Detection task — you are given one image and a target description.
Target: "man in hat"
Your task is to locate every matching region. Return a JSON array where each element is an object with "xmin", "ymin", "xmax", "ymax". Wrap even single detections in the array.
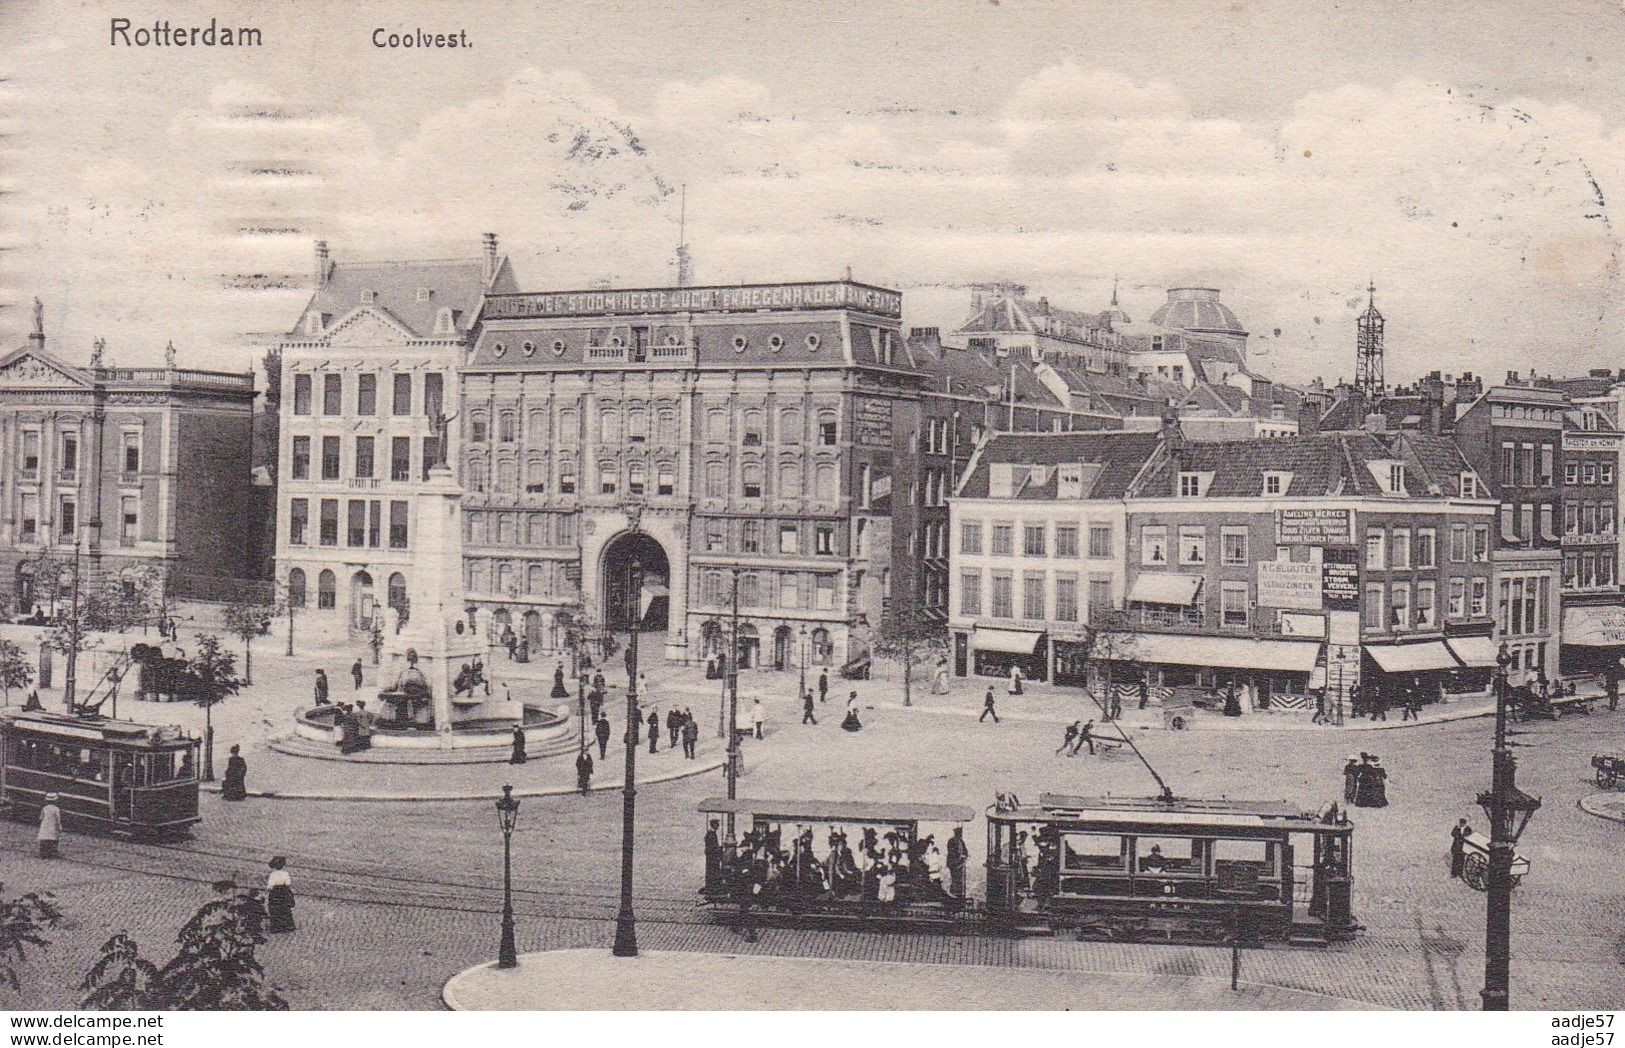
[
  {"xmin": 576, "ymin": 749, "xmax": 593, "ymax": 794},
  {"xmin": 595, "ymin": 715, "xmax": 612, "ymax": 759},
  {"xmin": 1449, "ymin": 818, "xmax": 1471, "ymax": 878},
  {"xmin": 1342, "ymin": 754, "xmax": 1360, "ymax": 804},
  {"xmin": 37, "ymin": 793, "xmax": 61, "ymax": 858}
]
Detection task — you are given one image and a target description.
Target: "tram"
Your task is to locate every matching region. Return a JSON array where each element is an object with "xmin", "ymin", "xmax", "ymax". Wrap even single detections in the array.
[
  {"xmin": 696, "ymin": 792, "xmax": 1358, "ymax": 946},
  {"xmin": 985, "ymin": 793, "xmax": 1357, "ymax": 944},
  {"xmin": 698, "ymin": 797, "xmax": 976, "ymax": 921},
  {"xmin": 0, "ymin": 709, "xmax": 201, "ymax": 837}
]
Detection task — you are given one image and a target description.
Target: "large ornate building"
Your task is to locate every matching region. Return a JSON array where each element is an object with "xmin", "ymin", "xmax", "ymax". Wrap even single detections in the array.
[
  {"xmin": 0, "ymin": 303, "xmax": 259, "ymax": 613},
  {"xmin": 464, "ymin": 279, "xmax": 923, "ymax": 669},
  {"xmin": 273, "ymin": 237, "xmax": 518, "ymax": 638}
]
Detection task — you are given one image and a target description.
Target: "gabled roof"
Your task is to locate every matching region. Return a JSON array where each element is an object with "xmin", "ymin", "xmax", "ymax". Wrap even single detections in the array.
[
  {"xmin": 957, "ymin": 430, "xmax": 1163, "ymax": 500},
  {"xmin": 957, "ymin": 293, "xmax": 1110, "ymax": 346},
  {"xmin": 0, "ymin": 343, "xmax": 93, "ymax": 388},
  {"xmin": 1128, "ymin": 431, "xmax": 1482, "ymax": 500},
  {"xmin": 293, "ymin": 256, "xmax": 508, "ymax": 338}
]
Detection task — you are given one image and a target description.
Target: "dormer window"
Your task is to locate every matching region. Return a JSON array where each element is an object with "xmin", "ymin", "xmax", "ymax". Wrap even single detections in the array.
[
  {"xmin": 1151, "ymin": 336, "xmax": 1164, "ymax": 352},
  {"xmin": 1262, "ymin": 471, "xmax": 1292, "ymax": 496},
  {"xmin": 1177, "ymin": 471, "xmax": 1211, "ymax": 498},
  {"xmin": 1459, "ymin": 472, "xmax": 1477, "ymax": 498},
  {"xmin": 416, "ymin": 287, "xmax": 432, "ymax": 302},
  {"xmin": 435, "ymin": 308, "xmax": 456, "ymax": 334},
  {"xmin": 304, "ymin": 312, "xmax": 323, "ymax": 336},
  {"xmin": 1057, "ymin": 463, "xmax": 1083, "ymax": 498},
  {"xmin": 1389, "ymin": 463, "xmax": 1407, "ymax": 494},
  {"xmin": 360, "ymin": 290, "xmax": 376, "ymax": 303}
]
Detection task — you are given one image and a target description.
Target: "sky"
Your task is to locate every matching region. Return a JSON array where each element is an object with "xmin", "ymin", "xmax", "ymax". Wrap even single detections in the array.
[{"xmin": 5, "ymin": 0, "xmax": 1625, "ymax": 388}]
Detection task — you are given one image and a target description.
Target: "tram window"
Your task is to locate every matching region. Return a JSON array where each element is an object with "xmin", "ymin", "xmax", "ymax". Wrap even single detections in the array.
[
  {"xmin": 1062, "ymin": 834, "xmax": 1126, "ymax": 871},
  {"xmin": 148, "ymin": 753, "xmax": 177, "ymax": 783},
  {"xmin": 1211, "ymin": 838, "xmax": 1273, "ymax": 873},
  {"xmin": 1136, "ymin": 837, "xmax": 1198, "ymax": 873}
]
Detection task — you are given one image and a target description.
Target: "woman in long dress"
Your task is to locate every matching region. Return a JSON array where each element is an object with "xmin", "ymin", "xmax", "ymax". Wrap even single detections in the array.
[
  {"xmin": 221, "ymin": 745, "xmax": 248, "ymax": 801},
  {"xmin": 265, "ymin": 856, "xmax": 295, "ymax": 932}
]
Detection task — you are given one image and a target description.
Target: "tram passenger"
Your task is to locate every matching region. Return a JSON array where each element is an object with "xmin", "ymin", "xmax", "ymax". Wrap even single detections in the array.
[
  {"xmin": 1140, "ymin": 845, "xmax": 1169, "ymax": 872},
  {"xmin": 924, "ymin": 842, "xmax": 947, "ymax": 897}
]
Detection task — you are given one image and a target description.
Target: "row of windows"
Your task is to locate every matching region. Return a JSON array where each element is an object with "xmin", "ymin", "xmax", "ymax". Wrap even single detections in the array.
[
  {"xmin": 1139, "ymin": 525, "xmax": 1249, "ymax": 567},
  {"xmin": 1499, "ymin": 440, "xmax": 1557, "ymax": 488},
  {"xmin": 696, "ymin": 570, "xmax": 842, "ymax": 611},
  {"xmin": 1563, "ymin": 551, "xmax": 1618, "ymax": 589},
  {"xmin": 462, "ymin": 404, "xmax": 842, "ymax": 449},
  {"xmin": 1564, "ymin": 500, "xmax": 1617, "ymax": 537},
  {"xmin": 466, "ymin": 560, "xmax": 576, "ymax": 598},
  {"xmin": 287, "ymin": 498, "xmax": 410, "ymax": 550},
  {"xmin": 962, "ymin": 521, "xmax": 1116, "ymax": 560},
  {"xmin": 700, "ymin": 519, "xmax": 839, "ymax": 557},
  {"xmin": 284, "ymin": 567, "xmax": 408, "ymax": 611},
  {"xmin": 290, "ymin": 435, "xmax": 441, "ymax": 483},
  {"xmin": 10, "ymin": 429, "xmax": 145, "ymax": 479},
  {"xmin": 1564, "ymin": 459, "xmax": 1617, "ymax": 486},
  {"xmin": 1497, "ymin": 575, "xmax": 1552, "ymax": 637},
  {"xmin": 291, "ymin": 371, "xmax": 445, "ymax": 419},
  {"xmin": 1367, "ymin": 523, "xmax": 1491, "ymax": 568},
  {"xmin": 466, "ymin": 511, "xmax": 578, "ymax": 548},
  {"xmin": 959, "ymin": 571, "xmax": 1113, "ymax": 624}
]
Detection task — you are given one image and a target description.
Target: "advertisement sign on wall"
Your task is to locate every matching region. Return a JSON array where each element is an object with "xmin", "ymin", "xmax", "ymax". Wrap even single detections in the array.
[
  {"xmin": 1275, "ymin": 508, "xmax": 1355, "ymax": 545},
  {"xmin": 1257, "ymin": 560, "xmax": 1324, "ymax": 610}
]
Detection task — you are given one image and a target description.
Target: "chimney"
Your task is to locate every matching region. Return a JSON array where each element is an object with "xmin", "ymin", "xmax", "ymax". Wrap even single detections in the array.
[
  {"xmin": 313, "ymin": 240, "xmax": 329, "ymax": 288},
  {"xmin": 482, "ymin": 233, "xmax": 499, "ymax": 284},
  {"xmin": 1165, "ymin": 419, "xmax": 1186, "ymax": 494},
  {"xmin": 1038, "ymin": 296, "xmax": 1050, "ymax": 316}
]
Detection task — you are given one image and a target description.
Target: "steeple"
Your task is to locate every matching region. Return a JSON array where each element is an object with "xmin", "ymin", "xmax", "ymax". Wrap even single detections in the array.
[{"xmin": 1355, "ymin": 279, "xmax": 1386, "ymax": 399}]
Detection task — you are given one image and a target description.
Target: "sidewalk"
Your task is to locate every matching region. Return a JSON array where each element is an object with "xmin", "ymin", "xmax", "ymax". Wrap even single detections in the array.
[{"xmin": 441, "ymin": 948, "xmax": 1377, "ymax": 1011}]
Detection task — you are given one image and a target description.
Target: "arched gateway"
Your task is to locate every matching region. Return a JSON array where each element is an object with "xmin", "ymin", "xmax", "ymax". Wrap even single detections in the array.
[{"xmin": 600, "ymin": 531, "xmax": 670, "ymax": 632}]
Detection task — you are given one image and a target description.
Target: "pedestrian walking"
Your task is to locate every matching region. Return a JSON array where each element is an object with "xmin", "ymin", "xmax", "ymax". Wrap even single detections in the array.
[
  {"xmin": 668, "ymin": 707, "xmax": 681, "ymax": 749},
  {"xmin": 818, "ymin": 669, "xmax": 829, "ymax": 703},
  {"xmin": 751, "ymin": 698, "xmax": 765, "ymax": 739},
  {"xmin": 1372, "ymin": 689, "xmax": 1388, "ymax": 722},
  {"xmin": 593, "ymin": 670, "xmax": 606, "ymax": 696},
  {"xmin": 1072, "ymin": 719, "xmax": 1096, "ymax": 756},
  {"xmin": 1342, "ymin": 754, "xmax": 1360, "ymax": 803},
  {"xmin": 595, "ymin": 715, "xmax": 611, "ymax": 760},
  {"xmin": 1449, "ymin": 818, "xmax": 1470, "ymax": 878},
  {"xmin": 589, "ymin": 685, "xmax": 603, "ymax": 723},
  {"xmin": 704, "ymin": 820, "xmax": 723, "ymax": 892},
  {"xmin": 1402, "ymin": 690, "xmax": 1420, "ymax": 721},
  {"xmin": 551, "ymin": 663, "xmax": 570, "ymax": 699},
  {"xmin": 37, "ymin": 793, "xmax": 61, "ymax": 858},
  {"xmin": 1312, "ymin": 688, "xmax": 1328, "ymax": 724},
  {"xmin": 624, "ymin": 644, "xmax": 636, "ymax": 680},
  {"xmin": 576, "ymin": 749, "xmax": 593, "ymax": 794},
  {"xmin": 647, "ymin": 709, "xmax": 660, "ymax": 754},
  {"xmin": 1007, "ymin": 665, "xmax": 1024, "ymax": 696},
  {"xmin": 1057, "ymin": 721, "xmax": 1079, "ymax": 755},
  {"xmin": 510, "ymin": 725, "xmax": 527, "ymax": 765},
  {"xmin": 979, "ymin": 687, "xmax": 999, "ymax": 723},
  {"xmin": 686, "ymin": 715, "xmax": 700, "ymax": 758},
  {"xmin": 1609, "ymin": 675, "xmax": 1620, "ymax": 712},
  {"xmin": 350, "ymin": 659, "xmax": 364, "ymax": 691},
  {"xmin": 1137, "ymin": 678, "xmax": 1150, "ymax": 710},
  {"xmin": 265, "ymin": 857, "xmax": 295, "ymax": 933},
  {"xmin": 313, "ymin": 669, "xmax": 330, "ymax": 706},
  {"xmin": 221, "ymin": 745, "xmax": 248, "ymax": 800},
  {"xmin": 802, "ymin": 690, "xmax": 818, "ymax": 725}
]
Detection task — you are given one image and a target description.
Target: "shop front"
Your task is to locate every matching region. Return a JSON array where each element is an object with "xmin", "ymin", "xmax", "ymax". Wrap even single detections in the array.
[
  {"xmin": 1443, "ymin": 634, "xmax": 1499, "ymax": 696},
  {"xmin": 970, "ymin": 627, "xmax": 1049, "ymax": 682},
  {"xmin": 1559, "ymin": 604, "xmax": 1625, "ymax": 684},
  {"xmin": 1092, "ymin": 631, "xmax": 1321, "ymax": 712},
  {"xmin": 1362, "ymin": 640, "xmax": 1460, "ymax": 711}
]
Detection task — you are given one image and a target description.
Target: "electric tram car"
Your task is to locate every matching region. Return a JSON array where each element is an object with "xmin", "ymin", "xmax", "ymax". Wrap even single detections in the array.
[
  {"xmin": 0, "ymin": 710, "xmax": 201, "ymax": 837},
  {"xmin": 698, "ymin": 793, "xmax": 1358, "ymax": 945}
]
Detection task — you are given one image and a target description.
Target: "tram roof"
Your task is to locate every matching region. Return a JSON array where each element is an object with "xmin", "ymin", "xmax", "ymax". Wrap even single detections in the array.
[
  {"xmin": 0, "ymin": 710, "xmax": 194, "ymax": 748},
  {"xmin": 987, "ymin": 793, "xmax": 1342, "ymax": 831},
  {"xmin": 698, "ymin": 797, "xmax": 977, "ymax": 824}
]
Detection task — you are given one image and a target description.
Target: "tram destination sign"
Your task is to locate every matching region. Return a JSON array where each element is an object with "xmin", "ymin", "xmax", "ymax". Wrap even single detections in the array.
[
  {"xmin": 484, "ymin": 280, "xmax": 903, "ymax": 320},
  {"xmin": 1275, "ymin": 508, "xmax": 1355, "ymax": 545}
]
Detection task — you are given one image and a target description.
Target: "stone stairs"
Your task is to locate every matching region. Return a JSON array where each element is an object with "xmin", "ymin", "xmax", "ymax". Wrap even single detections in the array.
[{"xmin": 266, "ymin": 720, "xmax": 582, "ymax": 765}]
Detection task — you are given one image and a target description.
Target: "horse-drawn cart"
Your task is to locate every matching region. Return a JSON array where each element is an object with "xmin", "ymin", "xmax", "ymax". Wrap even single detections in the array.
[{"xmin": 1459, "ymin": 830, "xmax": 1529, "ymax": 890}]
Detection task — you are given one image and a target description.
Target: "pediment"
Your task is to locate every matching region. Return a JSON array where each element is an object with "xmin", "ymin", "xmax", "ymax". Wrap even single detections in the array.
[
  {"xmin": 322, "ymin": 307, "xmax": 417, "ymax": 348},
  {"xmin": 0, "ymin": 350, "xmax": 91, "ymax": 389}
]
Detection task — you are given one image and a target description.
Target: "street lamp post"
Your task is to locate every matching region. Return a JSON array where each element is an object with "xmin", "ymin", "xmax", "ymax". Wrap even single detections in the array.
[
  {"xmin": 612, "ymin": 553, "xmax": 643, "ymax": 958},
  {"xmin": 495, "ymin": 784, "xmax": 520, "ymax": 969},
  {"xmin": 577, "ymin": 669, "xmax": 587, "ymax": 755},
  {"xmin": 1478, "ymin": 642, "xmax": 1540, "ymax": 1011},
  {"xmin": 798, "ymin": 623, "xmax": 808, "ymax": 704},
  {"xmin": 725, "ymin": 567, "xmax": 741, "ymax": 844}
]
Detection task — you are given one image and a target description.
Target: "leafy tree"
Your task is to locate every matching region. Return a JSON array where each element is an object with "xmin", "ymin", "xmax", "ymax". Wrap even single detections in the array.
[
  {"xmin": 186, "ymin": 634, "xmax": 243, "ymax": 782},
  {"xmin": 1, "ymin": 883, "xmax": 62, "ymax": 994},
  {"xmin": 871, "ymin": 600, "xmax": 948, "ymax": 708},
  {"xmin": 222, "ymin": 598, "xmax": 277, "ymax": 686},
  {"xmin": 0, "ymin": 640, "xmax": 33, "ymax": 707},
  {"xmin": 1079, "ymin": 622, "xmax": 1142, "ymax": 720},
  {"xmin": 77, "ymin": 934, "xmax": 159, "ymax": 1009},
  {"xmin": 79, "ymin": 884, "xmax": 285, "ymax": 1011}
]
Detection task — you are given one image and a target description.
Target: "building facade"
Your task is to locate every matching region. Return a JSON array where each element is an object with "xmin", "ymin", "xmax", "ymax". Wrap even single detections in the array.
[
  {"xmin": 0, "ymin": 306, "xmax": 258, "ymax": 613},
  {"xmin": 464, "ymin": 279, "xmax": 922, "ymax": 669},
  {"xmin": 273, "ymin": 238, "xmax": 516, "ymax": 639}
]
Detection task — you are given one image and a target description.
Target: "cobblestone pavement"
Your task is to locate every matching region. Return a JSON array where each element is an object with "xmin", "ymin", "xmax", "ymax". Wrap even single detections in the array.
[{"xmin": 3, "ymin": 635, "xmax": 1624, "ymax": 1011}]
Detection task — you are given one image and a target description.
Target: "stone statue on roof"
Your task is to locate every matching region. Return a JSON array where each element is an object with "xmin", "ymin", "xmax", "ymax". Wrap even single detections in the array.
[
  {"xmin": 31, "ymin": 298, "xmax": 43, "ymax": 336},
  {"xmin": 89, "ymin": 338, "xmax": 105, "ymax": 370},
  {"xmin": 164, "ymin": 340, "xmax": 177, "ymax": 369}
]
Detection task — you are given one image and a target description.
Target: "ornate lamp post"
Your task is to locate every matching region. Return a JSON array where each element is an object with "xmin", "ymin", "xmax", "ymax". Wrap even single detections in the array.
[
  {"xmin": 612, "ymin": 558, "xmax": 643, "ymax": 958},
  {"xmin": 495, "ymin": 784, "xmax": 521, "ymax": 969},
  {"xmin": 1478, "ymin": 642, "xmax": 1540, "ymax": 1011},
  {"xmin": 798, "ymin": 623, "xmax": 808, "ymax": 704}
]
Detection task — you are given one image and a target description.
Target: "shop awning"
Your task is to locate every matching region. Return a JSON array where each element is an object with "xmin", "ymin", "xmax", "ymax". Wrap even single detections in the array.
[
  {"xmin": 973, "ymin": 628, "xmax": 1044, "ymax": 655},
  {"xmin": 1365, "ymin": 641, "xmax": 1458, "ymax": 673},
  {"xmin": 1094, "ymin": 632, "xmax": 1320, "ymax": 672},
  {"xmin": 1127, "ymin": 573, "xmax": 1204, "ymax": 605},
  {"xmin": 1562, "ymin": 605, "xmax": 1625, "ymax": 648},
  {"xmin": 1446, "ymin": 636, "xmax": 1500, "ymax": 668}
]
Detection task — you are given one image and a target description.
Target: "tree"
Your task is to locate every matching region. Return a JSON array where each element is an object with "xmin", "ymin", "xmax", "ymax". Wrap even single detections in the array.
[
  {"xmin": 46, "ymin": 597, "xmax": 102, "ymax": 708},
  {"xmin": 222, "ymin": 598, "xmax": 276, "ymax": 686},
  {"xmin": 186, "ymin": 634, "xmax": 243, "ymax": 782},
  {"xmin": 0, "ymin": 641, "xmax": 33, "ymax": 707},
  {"xmin": 79, "ymin": 884, "xmax": 285, "ymax": 1011},
  {"xmin": 1, "ymin": 883, "xmax": 62, "ymax": 994},
  {"xmin": 872, "ymin": 602, "xmax": 949, "ymax": 708},
  {"xmin": 1079, "ymin": 622, "xmax": 1143, "ymax": 720}
]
